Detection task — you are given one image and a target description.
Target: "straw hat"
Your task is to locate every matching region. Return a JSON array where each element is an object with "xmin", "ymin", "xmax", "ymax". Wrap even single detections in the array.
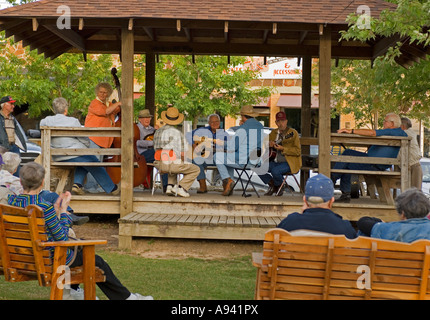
[
  {"xmin": 160, "ymin": 106, "xmax": 184, "ymax": 125},
  {"xmin": 138, "ymin": 109, "xmax": 153, "ymax": 118},
  {"xmin": 237, "ymin": 105, "xmax": 259, "ymax": 118}
]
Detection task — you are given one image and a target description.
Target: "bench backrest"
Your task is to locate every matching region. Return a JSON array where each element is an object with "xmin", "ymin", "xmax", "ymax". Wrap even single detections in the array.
[
  {"xmin": 258, "ymin": 228, "xmax": 430, "ymax": 300},
  {"xmin": 0, "ymin": 204, "xmax": 53, "ymax": 286}
]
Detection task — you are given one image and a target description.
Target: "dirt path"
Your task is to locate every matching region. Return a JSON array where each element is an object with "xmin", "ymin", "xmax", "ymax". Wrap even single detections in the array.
[{"xmin": 73, "ymin": 215, "xmax": 262, "ymax": 259}]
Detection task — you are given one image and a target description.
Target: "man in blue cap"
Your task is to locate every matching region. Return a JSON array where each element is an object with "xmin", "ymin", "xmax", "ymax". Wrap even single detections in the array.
[{"xmin": 277, "ymin": 174, "xmax": 357, "ymax": 238}]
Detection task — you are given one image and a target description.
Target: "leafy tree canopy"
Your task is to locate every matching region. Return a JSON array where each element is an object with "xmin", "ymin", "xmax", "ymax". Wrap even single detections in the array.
[{"xmin": 332, "ymin": 0, "xmax": 430, "ymax": 128}]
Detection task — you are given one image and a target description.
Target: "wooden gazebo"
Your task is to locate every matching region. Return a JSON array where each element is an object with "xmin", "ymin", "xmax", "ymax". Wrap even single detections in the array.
[{"xmin": 1, "ymin": 0, "xmax": 427, "ymax": 229}]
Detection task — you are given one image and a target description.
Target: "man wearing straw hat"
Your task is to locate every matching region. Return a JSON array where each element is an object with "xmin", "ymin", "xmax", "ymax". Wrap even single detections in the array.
[
  {"xmin": 153, "ymin": 106, "xmax": 200, "ymax": 197},
  {"xmin": 215, "ymin": 105, "xmax": 264, "ymax": 196}
]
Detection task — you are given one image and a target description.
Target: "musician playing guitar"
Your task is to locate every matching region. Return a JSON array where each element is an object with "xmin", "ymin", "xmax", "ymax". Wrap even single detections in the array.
[
  {"xmin": 258, "ymin": 111, "xmax": 301, "ymax": 196},
  {"xmin": 186, "ymin": 114, "xmax": 230, "ymax": 193}
]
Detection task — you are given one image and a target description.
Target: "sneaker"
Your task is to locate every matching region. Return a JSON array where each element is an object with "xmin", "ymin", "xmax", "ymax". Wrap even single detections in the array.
[
  {"xmin": 335, "ymin": 193, "xmax": 351, "ymax": 203},
  {"xmin": 72, "ymin": 184, "xmax": 85, "ymax": 195},
  {"xmin": 111, "ymin": 184, "xmax": 120, "ymax": 195},
  {"xmin": 127, "ymin": 293, "xmax": 154, "ymax": 300},
  {"xmin": 165, "ymin": 184, "xmax": 176, "ymax": 196},
  {"xmin": 176, "ymin": 186, "xmax": 190, "ymax": 198}
]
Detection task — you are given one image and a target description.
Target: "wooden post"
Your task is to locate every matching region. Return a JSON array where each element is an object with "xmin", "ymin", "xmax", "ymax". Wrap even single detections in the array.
[
  {"xmin": 41, "ymin": 127, "xmax": 51, "ymax": 190},
  {"xmin": 120, "ymin": 28, "xmax": 134, "ymax": 217},
  {"xmin": 318, "ymin": 25, "xmax": 332, "ymax": 177},
  {"xmin": 301, "ymin": 55, "xmax": 312, "ymax": 186},
  {"xmin": 145, "ymin": 52, "xmax": 156, "ymax": 125}
]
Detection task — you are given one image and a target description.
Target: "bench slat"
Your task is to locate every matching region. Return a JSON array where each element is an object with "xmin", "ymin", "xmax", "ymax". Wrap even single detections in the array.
[{"xmin": 254, "ymin": 229, "xmax": 430, "ymax": 300}]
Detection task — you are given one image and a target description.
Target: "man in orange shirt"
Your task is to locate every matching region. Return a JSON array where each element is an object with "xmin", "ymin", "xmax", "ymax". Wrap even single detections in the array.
[{"xmin": 85, "ymin": 82, "xmax": 121, "ymax": 151}]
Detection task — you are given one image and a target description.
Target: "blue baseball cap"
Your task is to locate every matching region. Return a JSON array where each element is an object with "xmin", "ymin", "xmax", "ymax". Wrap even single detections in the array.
[{"xmin": 305, "ymin": 174, "xmax": 334, "ymax": 203}]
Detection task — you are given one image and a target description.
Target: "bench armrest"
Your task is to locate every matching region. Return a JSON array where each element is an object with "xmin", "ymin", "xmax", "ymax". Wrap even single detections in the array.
[{"xmin": 39, "ymin": 239, "xmax": 107, "ymax": 247}]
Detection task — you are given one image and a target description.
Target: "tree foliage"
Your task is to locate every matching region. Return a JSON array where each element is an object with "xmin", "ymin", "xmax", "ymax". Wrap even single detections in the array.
[
  {"xmin": 135, "ymin": 55, "xmax": 273, "ymax": 127},
  {"xmin": 332, "ymin": 0, "xmax": 430, "ymax": 128},
  {"xmin": 0, "ymin": 35, "xmax": 113, "ymax": 119}
]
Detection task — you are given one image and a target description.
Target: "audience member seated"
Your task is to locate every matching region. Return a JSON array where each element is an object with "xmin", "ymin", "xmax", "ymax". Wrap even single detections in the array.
[
  {"xmin": 258, "ymin": 111, "xmax": 301, "ymax": 196},
  {"xmin": 333, "ymin": 113, "xmax": 407, "ymax": 203},
  {"xmin": 40, "ymin": 97, "xmax": 119, "ymax": 195},
  {"xmin": 357, "ymin": 188, "xmax": 430, "ymax": 242},
  {"xmin": 0, "ymin": 152, "xmax": 88, "ymax": 225},
  {"xmin": 153, "ymin": 106, "xmax": 200, "ymax": 198},
  {"xmin": 215, "ymin": 105, "xmax": 264, "ymax": 196},
  {"xmin": 8, "ymin": 162, "xmax": 153, "ymax": 300},
  {"xmin": 277, "ymin": 174, "xmax": 357, "ymax": 239},
  {"xmin": 185, "ymin": 113, "xmax": 229, "ymax": 193}
]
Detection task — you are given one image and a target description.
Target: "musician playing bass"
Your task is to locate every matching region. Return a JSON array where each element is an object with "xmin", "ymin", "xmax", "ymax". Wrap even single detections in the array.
[{"xmin": 258, "ymin": 111, "xmax": 301, "ymax": 196}]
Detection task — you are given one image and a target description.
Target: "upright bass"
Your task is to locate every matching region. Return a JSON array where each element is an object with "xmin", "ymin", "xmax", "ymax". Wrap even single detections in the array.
[{"xmin": 106, "ymin": 67, "xmax": 147, "ymax": 187}]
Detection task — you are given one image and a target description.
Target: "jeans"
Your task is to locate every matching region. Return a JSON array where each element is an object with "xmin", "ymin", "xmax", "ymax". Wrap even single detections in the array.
[
  {"xmin": 258, "ymin": 161, "xmax": 291, "ymax": 186},
  {"xmin": 193, "ymin": 152, "xmax": 219, "ymax": 181},
  {"xmin": 39, "ymin": 190, "xmax": 73, "ymax": 213},
  {"xmin": 215, "ymin": 151, "xmax": 259, "ymax": 181},
  {"xmin": 331, "ymin": 149, "xmax": 383, "ymax": 193},
  {"xmin": 61, "ymin": 155, "xmax": 116, "ymax": 193}
]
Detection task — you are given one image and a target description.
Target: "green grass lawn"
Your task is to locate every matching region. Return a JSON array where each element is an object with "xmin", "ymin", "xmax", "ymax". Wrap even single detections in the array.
[{"xmin": 0, "ymin": 250, "xmax": 257, "ymax": 300}]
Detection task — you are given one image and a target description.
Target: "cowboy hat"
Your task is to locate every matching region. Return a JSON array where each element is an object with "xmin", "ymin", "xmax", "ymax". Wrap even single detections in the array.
[
  {"xmin": 237, "ymin": 105, "xmax": 259, "ymax": 118},
  {"xmin": 138, "ymin": 109, "xmax": 153, "ymax": 118},
  {"xmin": 161, "ymin": 106, "xmax": 184, "ymax": 125}
]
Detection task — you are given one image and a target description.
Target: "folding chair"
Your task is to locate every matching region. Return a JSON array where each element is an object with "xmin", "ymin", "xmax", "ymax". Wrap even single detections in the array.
[
  {"xmin": 277, "ymin": 171, "xmax": 303, "ymax": 195},
  {"xmin": 232, "ymin": 148, "xmax": 263, "ymax": 198}
]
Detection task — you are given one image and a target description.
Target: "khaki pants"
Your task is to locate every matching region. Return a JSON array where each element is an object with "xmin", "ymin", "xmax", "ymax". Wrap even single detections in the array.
[
  {"xmin": 411, "ymin": 162, "xmax": 423, "ymax": 190},
  {"xmin": 154, "ymin": 160, "xmax": 200, "ymax": 191}
]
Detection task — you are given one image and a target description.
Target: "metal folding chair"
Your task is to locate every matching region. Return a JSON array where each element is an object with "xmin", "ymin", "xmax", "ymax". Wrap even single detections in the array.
[{"xmin": 232, "ymin": 148, "xmax": 263, "ymax": 198}]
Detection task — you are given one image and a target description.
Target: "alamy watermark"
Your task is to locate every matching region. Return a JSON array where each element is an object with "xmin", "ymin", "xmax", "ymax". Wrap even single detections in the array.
[
  {"xmin": 56, "ymin": 5, "xmax": 71, "ymax": 30},
  {"xmin": 356, "ymin": 5, "xmax": 371, "ymax": 30}
]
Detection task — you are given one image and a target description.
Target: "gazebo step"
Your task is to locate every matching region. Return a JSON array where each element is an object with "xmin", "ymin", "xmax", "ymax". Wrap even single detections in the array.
[{"xmin": 118, "ymin": 213, "xmax": 282, "ymax": 249}]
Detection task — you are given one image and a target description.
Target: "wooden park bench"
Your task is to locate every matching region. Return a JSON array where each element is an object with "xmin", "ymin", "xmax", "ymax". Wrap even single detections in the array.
[
  {"xmin": 302, "ymin": 134, "xmax": 411, "ymax": 205},
  {"xmin": 252, "ymin": 228, "xmax": 430, "ymax": 300},
  {"xmin": 0, "ymin": 203, "xmax": 107, "ymax": 300}
]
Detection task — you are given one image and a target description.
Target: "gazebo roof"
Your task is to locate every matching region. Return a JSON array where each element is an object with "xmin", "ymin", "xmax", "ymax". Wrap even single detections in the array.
[{"xmin": 0, "ymin": 0, "xmax": 427, "ymax": 67}]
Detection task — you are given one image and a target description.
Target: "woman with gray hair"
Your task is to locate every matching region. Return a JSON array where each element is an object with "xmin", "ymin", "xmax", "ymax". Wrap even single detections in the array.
[
  {"xmin": 40, "ymin": 98, "xmax": 120, "ymax": 196},
  {"xmin": 84, "ymin": 82, "xmax": 121, "ymax": 149},
  {"xmin": 357, "ymin": 188, "xmax": 430, "ymax": 242},
  {"xmin": 0, "ymin": 151, "xmax": 23, "ymax": 194}
]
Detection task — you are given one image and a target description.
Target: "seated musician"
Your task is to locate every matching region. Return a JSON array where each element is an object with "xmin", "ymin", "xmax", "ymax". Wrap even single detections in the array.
[
  {"xmin": 153, "ymin": 106, "xmax": 200, "ymax": 198},
  {"xmin": 84, "ymin": 82, "xmax": 121, "ymax": 161},
  {"xmin": 258, "ymin": 111, "xmax": 301, "ymax": 196},
  {"xmin": 215, "ymin": 105, "xmax": 264, "ymax": 196},
  {"xmin": 40, "ymin": 97, "xmax": 120, "ymax": 196},
  {"xmin": 185, "ymin": 114, "xmax": 229, "ymax": 193},
  {"xmin": 136, "ymin": 109, "xmax": 167, "ymax": 191},
  {"xmin": 333, "ymin": 112, "xmax": 407, "ymax": 203}
]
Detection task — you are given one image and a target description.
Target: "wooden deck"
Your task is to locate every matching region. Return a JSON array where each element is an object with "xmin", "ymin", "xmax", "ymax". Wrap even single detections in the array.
[{"xmin": 69, "ymin": 188, "xmax": 400, "ymax": 249}]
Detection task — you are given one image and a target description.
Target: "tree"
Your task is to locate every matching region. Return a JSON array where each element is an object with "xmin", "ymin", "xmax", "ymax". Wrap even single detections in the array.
[
  {"xmin": 0, "ymin": 34, "xmax": 114, "ymax": 120},
  {"xmin": 332, "ymin": 0, "xmax": 430, "ymax": 128},
  {"xmin": 135, "ymin": 55, "xmax": 273, "ymax": 128}
]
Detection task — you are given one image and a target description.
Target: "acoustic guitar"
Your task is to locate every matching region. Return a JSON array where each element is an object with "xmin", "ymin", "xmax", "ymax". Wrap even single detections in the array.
[{"xmin": 269, "ymin": 131, "xmax": 294, "ymax": 161}]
